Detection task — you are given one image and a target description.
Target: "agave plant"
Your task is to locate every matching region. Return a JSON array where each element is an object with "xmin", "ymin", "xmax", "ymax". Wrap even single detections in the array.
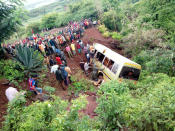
[{"xmin": 13, "ymin": 45, "xmax": 44, "ymax": 77}]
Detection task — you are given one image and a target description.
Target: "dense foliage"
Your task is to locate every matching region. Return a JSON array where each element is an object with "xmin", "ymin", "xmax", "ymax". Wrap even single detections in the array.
[
  {"xmin": 14, "ymin": 45, "xmax": 44, "ymax": 77},
  {"xmin": 96, "ymin": 73, "xmax": 175, "ymax": 130},
  {"xmin": 0, "ymin": 60, "xmax": 24, "ymax": 83},
  {"xmin": 3, "ymin": 95, "xmax": 99, "ymax": 131},
  {"xmin": 0, "ymin": 0, "xmax": 24, "ymax": 42}
]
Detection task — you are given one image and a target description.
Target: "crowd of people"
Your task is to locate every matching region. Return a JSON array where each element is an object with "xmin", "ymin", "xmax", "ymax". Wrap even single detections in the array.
[{"xmin": 3, "ymin": 19, "xmax": 104, "ymax": 95}]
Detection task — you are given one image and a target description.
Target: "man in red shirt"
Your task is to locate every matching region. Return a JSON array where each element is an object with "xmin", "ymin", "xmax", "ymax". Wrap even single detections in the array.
[{"xmin": 55, "ymin": 54, "xmax": 62, "ymax": 65}]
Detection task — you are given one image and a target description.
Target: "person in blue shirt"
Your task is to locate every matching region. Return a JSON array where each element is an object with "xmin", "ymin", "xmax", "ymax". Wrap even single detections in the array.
[
  {"xmin": 29, "ymin": 75, "xmax": 42, "ymax": 94},
  {"xmin": 60, "ymin": 65, "xmax": 69, "ymax": 87}
]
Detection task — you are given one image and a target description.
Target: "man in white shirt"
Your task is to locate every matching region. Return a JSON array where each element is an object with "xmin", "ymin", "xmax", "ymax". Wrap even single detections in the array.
[
  {"xmin": 5, "ymin": 87, "xmax": 25, "ymax": 102},
  {"xmin": 50, "ymin": 65, "xmax": 59, "ymax": 74}
]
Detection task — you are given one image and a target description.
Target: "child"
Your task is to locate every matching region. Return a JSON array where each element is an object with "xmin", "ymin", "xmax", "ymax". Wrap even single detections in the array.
[
  {"xmin": 71, "ymin": 42, "xmax": 76, "ymax": 55},
  {"xmin": 66, "ymin": 45, "xmax": 73, "ymax": 58},
  {"xmin": 76, "ymin": 42, "xmax": 81, "ymax": 54}
]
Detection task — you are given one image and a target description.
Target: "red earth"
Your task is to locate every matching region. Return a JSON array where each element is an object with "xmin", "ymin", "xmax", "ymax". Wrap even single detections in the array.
[{"xmin": 0, "ymin": 27, "xmax": 122, "ymax": 127}]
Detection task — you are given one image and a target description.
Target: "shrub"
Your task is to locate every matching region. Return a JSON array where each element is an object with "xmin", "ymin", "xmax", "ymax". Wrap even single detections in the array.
[
  {"xmin": 101, "ymin": 10, "xmax": 122, "ymax": 32},
  {"xmin": 96, "ymin": 73, "xmax": 175, "ymax": 130},
  {"xmin": 3, "ymin": 95, "xmax": 99, "ymax": 130},
  {"xmin": 69, "ymin": 78, "xmax": 95, "ymax": 96},
  {"xmin": 98, "ymin": 25, "xmax": 107, "ymax": 34},
  {"xmin": 13, "ymin": 45, "xmax": 44, "ymax": 77},
  {"xmin": 3, "ymin": 95, "xmax": 26, "ymax": 131},
  {"xmin": 0, "ymin": 59, "xmax": 24, "ymax": 82},
  {"xmin": 26, "ymin": 21, "xmax": 42, "ymax": 35},
  {"xmin": 44, "ymin": 86, "xmax": 56, "ymax": 95},
  {"xmin": 96, "ymin": 81, "xmax": 130, "ymax": 130},
  {"xmin": 122, "ymin": 29, "xmax": 165, "ymax": 56},
  {"xmin": 102, "ymin": 31, "xmax": 110, "ymax": 38},
  {"xmin": 111, "ymin": 32, "xmax": 122, "ymax": 40},
  {"xmin": 41, "ymin": 12, "xmax": 58, "ymax": 29},
  {"xmin": 133, "ymin": 49, "xmax": 175, "ymax": 76}
]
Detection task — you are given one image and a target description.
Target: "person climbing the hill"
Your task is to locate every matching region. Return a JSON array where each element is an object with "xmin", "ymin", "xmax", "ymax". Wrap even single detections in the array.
[
  {"xmin": 66, "ymin": 44, "xmax": 73, "ymax": 58},
  {"xmin": 51, "ymin": 64, "xmax": 59, "ymax": 74},
  {"xmin": 49, "ymin": 37, "xmax": 56, "ymax": 53},
  {"xmin": 65, "ymin": 65, "xmax": 72, "ymax": 84},
  {"xmin": 55, "ymin": 48, "xmax": 61, "ymax": 56},
  {"xmin": 55, "ymin": 66, "xmax": 65, "ymax": 90},
  {"xmin": 38, "ymin": 42, "xmax": 46, "ymax": 57},
  {"xmin": 86, "ymin": 53, "xmax": 91, "ymax": 63},
  {"xmin": 49, "ymin": 55, "xmax": 56, "ymax": 67},
  {"xmin": 55, "ymin": 54, "xmax": 62, "ymax": 65},
  {"xmin": 78, "ymin": 39, "xmax": 84, "ymax": 49},
  {"xmin": 60, "ymin": 65, "xmax": 69, "ymax": 89},
  {"xmin": 71, "ymin": 42, "xmax": 76, "ymax": 56},
  {"xmin": 84, "ymin": 62, "xmax": 90, "ymax": 76},
  {"xmin": 29, "ymin": 75, "xmax": 42, "ymax": 95},
  {"xmin": 76, "ymin": 42, "xmax": 81, "ymax": 54}
]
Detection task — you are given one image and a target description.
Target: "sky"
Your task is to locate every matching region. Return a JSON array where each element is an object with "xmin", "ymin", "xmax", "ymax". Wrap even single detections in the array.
[{"xmin": 24, "ymin": 0, "xmax": 57, "ymax": 10}]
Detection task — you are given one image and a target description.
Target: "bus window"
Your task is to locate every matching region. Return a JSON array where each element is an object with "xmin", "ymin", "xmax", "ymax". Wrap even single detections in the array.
[
  {"xmin": 96, "ymin": 52, "xmax": 100, "ymax": 59},
  {"xmin": 96, "ymin": 52, "xmax": 105, "ymax": 63},
  {"xmin": 103, "ymin": 57, "xmax": 110, "ymax": 67},
  {"xmin": 107, "ymin": 60, "xmax": 114, "ymax": 70},
  {"xmin": 111, "ymin": 63, "xmax": 119, "ymax": 74},
  {"xmin": 119, "ymin": 66, "xmax": 140, "ymax": 80}
]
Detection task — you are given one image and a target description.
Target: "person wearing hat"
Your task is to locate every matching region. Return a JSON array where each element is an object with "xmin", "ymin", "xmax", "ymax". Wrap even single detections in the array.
[{"xmin": 28, "ymin": 75, "xmax": 42, "ymax": 94}]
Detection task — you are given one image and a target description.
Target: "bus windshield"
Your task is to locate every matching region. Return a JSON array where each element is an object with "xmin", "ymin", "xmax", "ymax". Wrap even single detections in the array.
[{"xmin": 119, "ymin": 66, "xmax": 140, "ymax": 81}]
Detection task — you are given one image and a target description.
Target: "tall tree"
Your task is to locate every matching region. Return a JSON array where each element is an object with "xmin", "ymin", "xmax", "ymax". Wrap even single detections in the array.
[{"xmin": 0, "ymin": 0, "xmax": 23, "ymax": 43}]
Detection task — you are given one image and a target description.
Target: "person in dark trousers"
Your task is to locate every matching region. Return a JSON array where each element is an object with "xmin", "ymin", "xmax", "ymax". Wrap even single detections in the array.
[
  {"xmin": 55, "ymin": 67, "xmax": 65, "ymax": 90},
  {"xmin": 60, "ymin": 65, "xmax": 69, "ymax": 88}
]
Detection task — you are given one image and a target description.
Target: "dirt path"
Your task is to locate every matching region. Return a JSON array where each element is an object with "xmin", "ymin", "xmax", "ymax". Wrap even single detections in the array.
[{"xmin": 0, "ymin": 79, "xmax": 8, "ymax": 127}]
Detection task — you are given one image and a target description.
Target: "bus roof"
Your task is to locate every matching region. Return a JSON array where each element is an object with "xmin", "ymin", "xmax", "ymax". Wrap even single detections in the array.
[{"xmin": 93, "ymin": 43, "xmax": 141, "ymax": 69}]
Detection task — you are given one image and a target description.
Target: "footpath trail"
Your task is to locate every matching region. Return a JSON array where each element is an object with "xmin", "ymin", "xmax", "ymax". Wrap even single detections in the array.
[{"xmin": 0, "ymin": 79, "xmax": 8, "ymax": 127}]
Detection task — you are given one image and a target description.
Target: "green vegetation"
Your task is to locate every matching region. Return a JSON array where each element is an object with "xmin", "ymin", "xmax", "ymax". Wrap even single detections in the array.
[
  {"xmin": 44, "ymin": 86, "xmax": 56, "ymax": 95},
  {"xmin": 3, "ymin": 95, "xmax": 100, "ymax": 131},
  {"xmin": 0, "ymin": 0, "xmax": 25, "ymax": 42},
  {"xmin": 70, "ymin": 77, "xmax": 95, "ymax": 96},
  {"xmin": 0, "ymin": 60, "xmax": 24, "ymax": 84},
  {"xmin": 14, "ymin": 45, "xmax": 44, "ymax": 77},
  {"xmin": 1, "ymin": 0, "xmax": 175, "ymax": 130},
  {"xmin": 96, "ymin": 73, "xmax": 175, "ymax": 130}
]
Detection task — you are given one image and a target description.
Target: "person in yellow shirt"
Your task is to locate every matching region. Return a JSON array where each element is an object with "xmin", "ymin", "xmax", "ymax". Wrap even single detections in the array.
[{"xmin": 71, "ymin": 42, "xmax": 76, "ymax": 55}]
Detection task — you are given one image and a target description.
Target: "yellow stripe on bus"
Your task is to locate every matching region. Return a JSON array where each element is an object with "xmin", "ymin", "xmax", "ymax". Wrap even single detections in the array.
[{"xmin": 124, "ymin": 63, "xmax": 141, "ymax": 69}]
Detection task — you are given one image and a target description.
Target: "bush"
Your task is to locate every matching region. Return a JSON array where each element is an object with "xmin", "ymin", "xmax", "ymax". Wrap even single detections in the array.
[
  {"xmin": 26, "ymin": 21, "xmax": 42, "ymax": 35},
  {"xmin": 102, "ymin": 31, "xmax": 110, "ymax": 38},
  {"xmin": 96, "ymin": 81, "xmax": 130, "ymax": 130},
  {"xmin": 0, "ymin": 59, "xmax": 24, "ymax": 82},
  {"xmin": 133, "ymin": 49, "xmax": 175, "ymax": 76},
  {"xmin": 122, "ymin": 29, "xmax": 165, "ymax": 56},
  {"xmin": 101, "ymin": 10, "xmax": 122, "ymax": 32},
  {"xmin": 96, "ymin": 73, "xmax": 175, "ymax": 130},
  {"xmin": 69, "ymin": 78, "xmax": 95, "ymax": 96},
  {"xmin": 44, "ymin": 86, "xmax": 56, "ymax": 95},
  {"xmin": 41, "ymin": 12, "xmax": 58, "ymax": 29},
  {"xmin": 14, "ymin": 45, "xmax": 44, "ymax": 77},
  {"xmin": 3, "ymin": 95, "xmax": 99, "ymax": 130},
  {"xmin": 98, "ymin": 25, "xmax": 107, "ymax": 34},
  {"xmin": 111, "ymin": 32, "xmax": 122, "ymax": 40}
]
